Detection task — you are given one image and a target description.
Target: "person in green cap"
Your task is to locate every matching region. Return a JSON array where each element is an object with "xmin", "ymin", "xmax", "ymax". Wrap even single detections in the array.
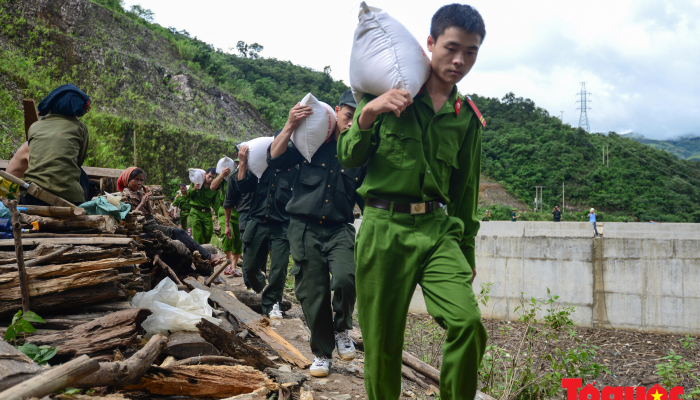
[
  {"xmin": 337, "ymin": 4, "xmax": 488, "ymax": 399},
  {"xmin": 172, "ymin": 183, "xmax": 191, "ymax": 229},
  {"xmin": 186, "ymin": 167, "xmax": 227, "ymax": 244},
  {"xmin": 268, "ymin": 90, "xmax": 365, "ymax": 378},
  {"xmin": 214, "ymin": 163, "xmax": 242, "ymax": 275},
  {"xmin": 234, "ymin": 145, "xmax": 297, "ymax": 319}
]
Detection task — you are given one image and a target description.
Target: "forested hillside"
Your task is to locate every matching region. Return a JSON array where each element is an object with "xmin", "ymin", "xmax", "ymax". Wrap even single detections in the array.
[
  {"xmin": 1, "ymin": 0, "xmax": 698, "ymax": 222},
  {"xmin": 473, "ymin": 93, "xmax": 700, "ymax": 222},
  {"xmin": 626, "ymin": 133, "xmax": 700, "ymax": 162}
]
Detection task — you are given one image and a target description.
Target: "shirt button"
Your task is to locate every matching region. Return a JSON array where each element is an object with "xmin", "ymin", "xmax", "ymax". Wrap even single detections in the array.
[
  {"xmin": 304, "ymin": 161, "xmax": 307, "ymax": 163},
  {"xmin": 271, "ymin": 184, "xmax": 274, "ymax": 187},
  {"xmin": 423, "ymin": 194, "xmax": 426, "ymax": 198},
  {"xmin": 269, "ymin": 194, "xmax": 272, "ymax": 197},
  {"xmin": 267, "ymin": 205, "xmax": 270, "ymax": 207},
  {"xmin": 325, "ymin": 200, "xmax": 329, "ymax": 203},
  {"xmin": 355, "ymin": 178, "xmax": 358, "ymax": 181},
  {"xmin": 330, "ymin": 170, "xmax": 333, "ymax": 173},
  {"xmin": 328, "ymin": 185, "xmax": 331, "ymax": 188},
  {"xmin": 334, "ymin": 155, "xmax": 338, "ymax": 158},
  {"xmin": 322, "ymin": 216, "xmax": 326, "ymax": 219},
  {"xmin": 341, "ymin": 169, "xmax": 345, "ymax": 172},
  {"xmin": 319, "ymin": 221, "xmax": 323, "ymax": 224},
  {"xmin": 266, "ymin": 215, "xmax": 268, "ymax": 217},
  {"xmin": 400, "ymin": 133, "xmax": 405, "ymax": 137},
  {"xmin": 322, "ymin": 163, "xmax": 326, "ymax": 167},
  {"xmin": 427, "ymin": 170, "xmax": 431, "ymax": 174}
]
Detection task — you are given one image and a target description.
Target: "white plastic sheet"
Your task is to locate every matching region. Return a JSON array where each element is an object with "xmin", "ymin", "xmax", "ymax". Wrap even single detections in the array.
[{"xmin": 131, "ymin": 278, "xmax": 220, "ymax": 337}]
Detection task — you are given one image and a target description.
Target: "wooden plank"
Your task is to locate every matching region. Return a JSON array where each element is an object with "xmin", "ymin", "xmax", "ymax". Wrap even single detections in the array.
[
  {"xmin": 185, "ymin": 277, "xmax": 311, "ymax": 369},
  {"xmin": 218, "ymin": 284, "xmax": 291, "ymax": 314},
  {"xmin": 0, "ymin": 269, "xmax": 120, "ymax": 301},
  {"xmin": 20, "ymin": 214, "xmax": 117, "ymax": 234},
  {"xmin": 123, "ymin": 365, "xmax": 275, "ymax": 398},
  {"xmin": 196, "ymin": 319, "xmax": 276, "ymax": 370},
  {"xmin": 19, "ymin": 205, "xmax": 86, "ymax": 217},
  {"xmin": 0, "ymin": 355, "xmax": 99, "ymax": 400},
  {"xmin": 25, "ymin": 308, "xmax": 151, "ymax": 361},
  {"xmin": 0, "ymin": 237, "xmax": 134, "ymax": 247},
  {"xmin": 6, "ymin": 200, "xmax": 30, "ymax": 312},
  {"xmin": 162, "ymin": 331, "xmax": 220, "ymax": 359},
  {"xmin": 0, "ymin": 341, "xmax": 42, "ymax": 392},
  {"xmin": 0, "ymin": 282, "xmax": 127, "ymax": 317},
  {"xmin": 0, "ymin": 256, "xmax": 147, "ymax": 283}
]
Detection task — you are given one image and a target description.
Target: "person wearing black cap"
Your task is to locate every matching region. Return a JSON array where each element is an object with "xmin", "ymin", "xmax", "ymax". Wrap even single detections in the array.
[
  {"xmin": 267, "ymin": 90, "xmax": 364, "ymax": 377},
  {"xmin": 21, "ymin": 84, "xmax": 93, "ymax": 205}
]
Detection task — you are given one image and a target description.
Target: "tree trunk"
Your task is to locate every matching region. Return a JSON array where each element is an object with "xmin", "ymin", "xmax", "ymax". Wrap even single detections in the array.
[
  {"xmin": 0, "ymin": 282, "xmax": 127, "ymax": 317},
  {"xmin": 20, "ymin": 214, "xmax": 117, "ymax": 234},
  {"xmin": 0, "ymin": 237, "xmax": 135, "ymax": 247},
  {"xmin": 196, "ymin": 319, "xmax": 277, "ymax": 370},
  {"xmin": 0, "ymin": 269, "xmax": 120, "ymax": 301},
  {"xmin": 0, "ymin": 355, "xmax": 99, "ymax": 400},
  {"xmin": 172, "ymin": 356, "xmax": 244, "ymax": 367},
  {"xmin": 19, "ymin": 205, "xmax": 86, "ymax": 217},
  {"xmin": 73, "ymin": 334, "xmax": 167, "ymax": 388},
  {"xmin": 162, "ymin": 331, "xmax": 220, "ymax": 359},
  {"xmin": 123, "ymin": 364, "xmax": 275, "ymax": 398},
  {"xmin": 218, "ymin": 284, "xmax": 291, "ymax": 313},
  {"xmin": 0, "ymin": 341, "xmax": 42, "ymax": 392},
  {"xmin": 0, "ymin": 256, "xmax": 147, "ymax": 285},
  {"xmin": 34, "ymin": 244, "xmax": 128, "ymax": 263},
  {"xmin": 25, "ymin": 308, "xmax": 151, "ymax": 362}
]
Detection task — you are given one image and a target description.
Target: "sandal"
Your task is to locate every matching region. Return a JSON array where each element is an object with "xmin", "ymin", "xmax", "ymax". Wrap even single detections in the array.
[
  {"xmin": 232, "ymin": 269, "xmax": 242, "ymax": 277},
  {"xmin": 223, "ymin": 266, "xmax": 234, "ymax": 276}
]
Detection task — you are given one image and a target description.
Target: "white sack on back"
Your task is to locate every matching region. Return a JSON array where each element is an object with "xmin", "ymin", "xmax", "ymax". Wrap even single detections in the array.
[
  {"xmin": 188, "ymin": 168, "xmax": 206, "ymax": 186},
  {"xmin": 244, "ymin": 136, "xmax": 274, "ymax": 179},
  {"xmin": 216, "ymin": 156, "xmax": 235, "ymax": 180},
  {"xmin": 349, "ymin": 2, "xmax": 431, "ymax": 105},
  {"xmin": 291, "ymin": 93, "xmax": 337, "ymax": 162}
]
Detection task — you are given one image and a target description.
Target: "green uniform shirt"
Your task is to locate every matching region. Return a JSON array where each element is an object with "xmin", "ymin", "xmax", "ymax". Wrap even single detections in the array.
[
  {"xmin": 337, "ymin": 87, "xmax": 482, "ymax": 268},
  {"xmin": 223, "ymin": 168, "xmax": 253, "ymax": 212},
  {"xmin": 185, "ymin": 184, "xmax": 218, "ymax": 212},
  {"xmin": 267, "ymin": 134, "xmax": 366, "ymax": 225},
  {"xmin": 235, "ymin": 165, "xmax": 298, "ymax": 224},
  {"xmin": 172, "ymin": 193, "xmax": 192, "ymax": 213},
  {"xmin": 213, "ymin": 180, "xmax": 227, "ymax": 211},
  {"xmin": 23, "ymin": 114, "xmax": 90, "ymax": 203}
]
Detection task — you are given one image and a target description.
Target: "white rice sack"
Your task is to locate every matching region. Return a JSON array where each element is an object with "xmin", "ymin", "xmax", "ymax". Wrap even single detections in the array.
[
  {"xmin": 245, "ymin": 136, "xmax": 275, "ymax": 179},
  {"xmin": 291, "ymin": 93, "xmax": 337, "ymax": 162},
  {"xmin": 216, "ymin": 156, "xmax": 235, "ymax": 180},
  {"xmin": 349, "ymin": 2, "xmax": 431, "ymax": 105},
  {"xmin": 188, "ymin": 168, "xmax": 206, "ymax": 186}
]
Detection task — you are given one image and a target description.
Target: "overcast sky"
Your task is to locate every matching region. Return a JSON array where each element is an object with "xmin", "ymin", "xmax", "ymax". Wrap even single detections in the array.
[{"xmin": 123, "ymin": 0, "xmax": 699, "ymax": 140}]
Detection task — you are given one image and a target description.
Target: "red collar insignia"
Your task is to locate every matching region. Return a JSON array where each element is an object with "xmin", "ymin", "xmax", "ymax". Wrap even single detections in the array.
[
  {"xmin": 455, "ymin": 97, "xmax": 462, "ymax": 116},
  {"xmin": 464, "ymin": 95, "xmax": 486, "ymax": 127}
]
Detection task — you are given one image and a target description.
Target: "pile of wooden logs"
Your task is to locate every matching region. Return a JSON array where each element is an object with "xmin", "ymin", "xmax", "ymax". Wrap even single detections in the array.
[{"xmin": 116, "ymin": 210, "xmax": 145, "ymax": 236}]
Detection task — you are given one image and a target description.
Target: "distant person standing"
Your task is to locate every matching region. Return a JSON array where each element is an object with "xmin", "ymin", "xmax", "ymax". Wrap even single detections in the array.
[
  {"xmin": 511, "ymin": 209, "xmax": 520, "ymax": 222},
  {"xmin": 482, "ymin": 210, "xmax": 492, "ymax": 221},
  {"xmin": 552, "ymin": 206, "xmax": 562, "ymax": 222},
  {"xmin": 172, "ymin": 183, "xmax": 191, "ymax": 229},
  {"xmin": 588, "ymin": 208, "xmax": 599, "ymax": 236}
]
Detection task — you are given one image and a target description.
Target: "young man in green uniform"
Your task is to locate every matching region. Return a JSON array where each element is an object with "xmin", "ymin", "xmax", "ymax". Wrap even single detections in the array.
[
  {"xmin": 235, "ymin": 147, "xmax": 297, "ymax": 318},
  {"xmin": 268, "ymin": 91, "xmax": 365, "ymax": 377},
  {"xmin": 187, "ymin": 168, "xmax": 227, "ymax": 244},
  {"xmin": 172, "ymin": 184, "xmax": 191, "ymax": 230},
  {"xmin": 337, "ymin": 5, "xmax": 488, "ymax": 399},
  {"xmin": 214, "ymin": 166, "xmax": 242, "ymax": 273}
]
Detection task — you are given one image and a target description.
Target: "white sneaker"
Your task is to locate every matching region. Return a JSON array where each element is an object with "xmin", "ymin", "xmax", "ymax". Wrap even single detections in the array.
[
  {"xmin": 310, "ymin": 356, "xmax": 331, "ymax": 377},
  {"xmin": 335, "ymin": 331, "xmax": 356, "ymax": 361},
  {"xmin": 269, "ymin": 303, "xmax": 283, "ymax": 319}
]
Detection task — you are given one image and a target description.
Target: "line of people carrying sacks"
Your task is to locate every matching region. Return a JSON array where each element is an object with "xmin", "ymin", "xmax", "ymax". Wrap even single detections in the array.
[{"xmin": 8, "ymin": 3, "xmax": 490, "ymax": 398}]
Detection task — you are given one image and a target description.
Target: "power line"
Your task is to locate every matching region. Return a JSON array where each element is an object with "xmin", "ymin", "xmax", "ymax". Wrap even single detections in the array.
[
  {"xmin": 609, "ymin": 135, "xmax": 700, "ymax": 184},
  {"xmin": 615, "ymin": 135, "xmax": 700, "ymax": 173},
  {"xmin": 611, "ymin": 139, "xmax": 700, "ymax": 189},
  {"xmin": 576, "ymin": 82, "xmax": 591, "ymax": 131}
]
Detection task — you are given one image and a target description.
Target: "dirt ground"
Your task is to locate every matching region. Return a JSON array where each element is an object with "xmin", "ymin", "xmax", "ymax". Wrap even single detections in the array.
[{"xmin": 478, "ymin": 176, "xmax": 530, "ymax": 210}]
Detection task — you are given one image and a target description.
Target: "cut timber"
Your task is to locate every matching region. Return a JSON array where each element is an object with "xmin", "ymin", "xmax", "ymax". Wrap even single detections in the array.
[
  {"xmin": 0, "ymin": 341, "xmax": 42, "ymax": 392},
  {"xmin": 0, "ymin": 269, "xmax": 119, "ymax": 301},
  {"xmin": 0, "ymin": 355, "xmax": 99, "ymax": 400},
  {"xmin": 73, "ymin": 334, "xmax": 167, "ymax": 389},
  {"xmin": 172, "ymin": 356, "xmax": 244, "ymax": 367},
  {"xmin": 124, "ymin": 364, "xmax": 275, "ymax": 398},
  {"xmin": 402, "ymin": 351, "xmax": 440, "ymax": 383},
  {"xmin": 153, "ymin": 255, "xmax": 182, "ymax": 285},
  {"xmin": 80, "ymin": 301, "xmax": 132, "ymax": 312},
  {"xmin": 196, "ymin": 318, "xmax": 276, "ymax": 370},
  {"xmin": 162, "ymin": 331, "xmax": 220, "ymax": 359},
  {"xmin": 222, "ymin": 387, "xmax": 271, "ymax": 400},
  {"xmin": 0, "ymin": 237, "xmax": 134, "ymax": 247},
  {"xmin": 401, "ymin": 364, "xmax": 439, "ymax": 393},
  {"xmin": 19, "ymin": 205, "xmax": 86, "ymax": 217},
  {"xmin": 205, "ymin": 259, "xmax": 232, "ymax": 286},
  {"xmin": 34, "ymin": 244, "xmax": 127, "ymax": 263},
  {"xmin": 0, "ymin": 171, "xmax": 74, "ymax": 208},
  {"xmin": 6, "ymin": 199, "xmax": 30, "ymax": 312},
  {"xmin": 186, "ymin": 278, "xmax": 311, "ymax": 369},
  {"xmin": 0, "ymin": 282, "xmax": 127, "ymax": 317},
  {"xmin": 218, "ymin": 284, "xmax": 291, "ymax": 314},
  {"xmin": 25, "ymin": 308, "xmax": 151, "ymax": 361},
  {"xmin": 20, "ymin": 214, "xmax": 117, "ymax": 234},
  {"xmin": 0, "ymin": 256, "xmax": 147, "ymax": 285}
]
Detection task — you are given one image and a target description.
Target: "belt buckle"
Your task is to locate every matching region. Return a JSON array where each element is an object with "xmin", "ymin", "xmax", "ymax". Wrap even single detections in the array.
[{"xmin": 410, "ymin": 203, "xmax": 426, "ymax": 215}]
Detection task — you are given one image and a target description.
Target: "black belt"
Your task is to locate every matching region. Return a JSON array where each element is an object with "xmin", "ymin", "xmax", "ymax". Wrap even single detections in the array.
[
  {"xmin": 366, "ymin": 198, "xmax": 445, "ymax": 215},
  {"xmin": 193, "ymin": 207, "xmax": 209, "ymax": 213}
]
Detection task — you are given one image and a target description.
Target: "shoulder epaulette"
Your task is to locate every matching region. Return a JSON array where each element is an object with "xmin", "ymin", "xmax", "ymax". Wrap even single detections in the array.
[{"xmin": 464, "ymin": 95, "xmax": 486, "ymax": 127}]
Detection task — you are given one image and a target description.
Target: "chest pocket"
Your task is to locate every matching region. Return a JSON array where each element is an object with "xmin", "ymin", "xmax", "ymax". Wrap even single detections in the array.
[
  {"xmin": 436, "ymin": 142, "xmax": 459, "ymax": 169},
  {"xmin": 376, "ymin": 114, "xmax": 421, "ymax": 170},
  {"xmin": 339, "ymin": 168, "xmax": 361, "ymax": 201},
  {"xmin": 298, "ymin": 159, "xmax": 325, "ymax": 187},
  {"xmin": 276, "ymin": 173, "xmax": 294, "ymax": 204}
]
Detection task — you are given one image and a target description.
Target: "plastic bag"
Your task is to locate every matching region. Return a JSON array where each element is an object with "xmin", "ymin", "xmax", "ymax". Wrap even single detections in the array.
[
  {"xmin": 188, "ymin": 168, "xmax": 206, "ymax": 186},
  {"xmin": 216, "ymin": 156, "xmax": 235, "ymax": 180},
  {"xmin": 242, "ymin": 136, "xmax": 274, "ymax": 179},
  {"xmin": 291, "ymin": 93, "xmax": 337, "ymax": 162},
  {"xmin": 131, "ymin": 278, "xmax": 220, "ymax": 337},
  {"xmin": 349, "ymin": 2, "xmax": 431, "ymax": 104}
]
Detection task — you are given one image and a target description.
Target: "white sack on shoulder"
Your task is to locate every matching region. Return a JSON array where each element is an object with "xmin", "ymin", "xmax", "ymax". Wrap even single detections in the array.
[
  {"xmin": 244, "ymin": 136, "xmax": 274, "ymax": 179},
  {"xmin": 131, "ymin": 278, "xmax": 220, "ymax": 337},
  {"xmin": 349, "ymin": 2, "xmax": 431, "ymax": 105},
  {"xmin": 188, "ymin": 168, "xmax": 206, "ymax": 186},
  {"xmin": 216, "ymin": 156, "xmax": 235, "ymax": 180},
  {"xmin": 291, "ymin": 93, "xmax": 337, "ymax": 162}
]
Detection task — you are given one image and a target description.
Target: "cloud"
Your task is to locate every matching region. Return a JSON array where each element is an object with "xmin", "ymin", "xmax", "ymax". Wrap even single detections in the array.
[{"xmin": 122, "ymin": 0, "xmax": 700, "ymax": 139}]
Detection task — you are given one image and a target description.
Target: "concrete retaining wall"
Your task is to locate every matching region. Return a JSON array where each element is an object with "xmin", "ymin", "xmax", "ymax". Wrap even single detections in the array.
[{"xmin": 353, "ymin": 219, "xmax": 700, "ymax": 335}]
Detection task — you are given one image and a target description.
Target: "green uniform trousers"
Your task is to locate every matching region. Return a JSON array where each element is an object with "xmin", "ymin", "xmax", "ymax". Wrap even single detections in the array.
[
  {"xmin": 217, "ymin": 207, "xmax": 242, "ymax": 254},
  {"xmin": 356, "ymin": 206, "xmax": 487, "ymax": 400},
  {"xmin": 179, "ymin": 211, "xmax": 190, "ymax": 230},
  {"xmin": 242, "ymin": 220, "xmax": 290, "ymax": 316},
  {"xmin": 188, "ymin": 208, "xmax": 214, "ymax": 245},
  {"xmin": 288, "ymin": 218, "xmax": 357, "ymax": 358}
]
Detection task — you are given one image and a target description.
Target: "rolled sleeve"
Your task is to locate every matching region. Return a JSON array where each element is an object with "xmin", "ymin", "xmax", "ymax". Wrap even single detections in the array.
[{"xmin": 337, "ymin": 95, "xmax": 379, "ymax": 169}]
